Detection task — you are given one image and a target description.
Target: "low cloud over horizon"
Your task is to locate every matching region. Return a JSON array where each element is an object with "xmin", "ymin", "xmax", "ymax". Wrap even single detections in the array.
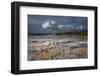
[{"xmin": 28, "ymin": 15, "xmax": 88, "ymax": 34}]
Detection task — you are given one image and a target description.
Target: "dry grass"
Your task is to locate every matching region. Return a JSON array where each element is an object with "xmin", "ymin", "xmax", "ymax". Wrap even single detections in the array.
[
  {"xmin": 40, "ymin": 48, "xmax": 55, "ymax": 60},
  {"xmin": 71, "ymin": 47, "xmax": 87, "ymax": 58}
]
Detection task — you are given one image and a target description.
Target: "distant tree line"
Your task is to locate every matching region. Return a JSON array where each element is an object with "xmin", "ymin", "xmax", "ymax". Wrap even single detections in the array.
[
  {"xmin": 28, "ymin": 30, "xmax": 87, "ymax": 36},
  {"xmin": 56, "ymin": 30, "xmax": 87, "ymax": 35}
]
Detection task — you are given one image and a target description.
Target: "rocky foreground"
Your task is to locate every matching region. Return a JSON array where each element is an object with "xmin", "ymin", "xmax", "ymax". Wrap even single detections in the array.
[{"xmin": 28, "ymin": 39, "xmax": 87, "ymax": 61}]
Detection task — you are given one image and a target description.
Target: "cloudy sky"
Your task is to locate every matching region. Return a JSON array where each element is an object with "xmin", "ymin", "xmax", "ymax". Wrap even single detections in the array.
[{"xmin": 28, "ymin": 15, "xmax": 88, "ymax": 34}]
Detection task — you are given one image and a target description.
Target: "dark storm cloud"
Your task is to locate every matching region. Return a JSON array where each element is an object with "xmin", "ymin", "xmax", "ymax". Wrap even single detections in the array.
[{"xmin": 28, "ymin": 15, "xmax": 88, "ymax": 34}]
